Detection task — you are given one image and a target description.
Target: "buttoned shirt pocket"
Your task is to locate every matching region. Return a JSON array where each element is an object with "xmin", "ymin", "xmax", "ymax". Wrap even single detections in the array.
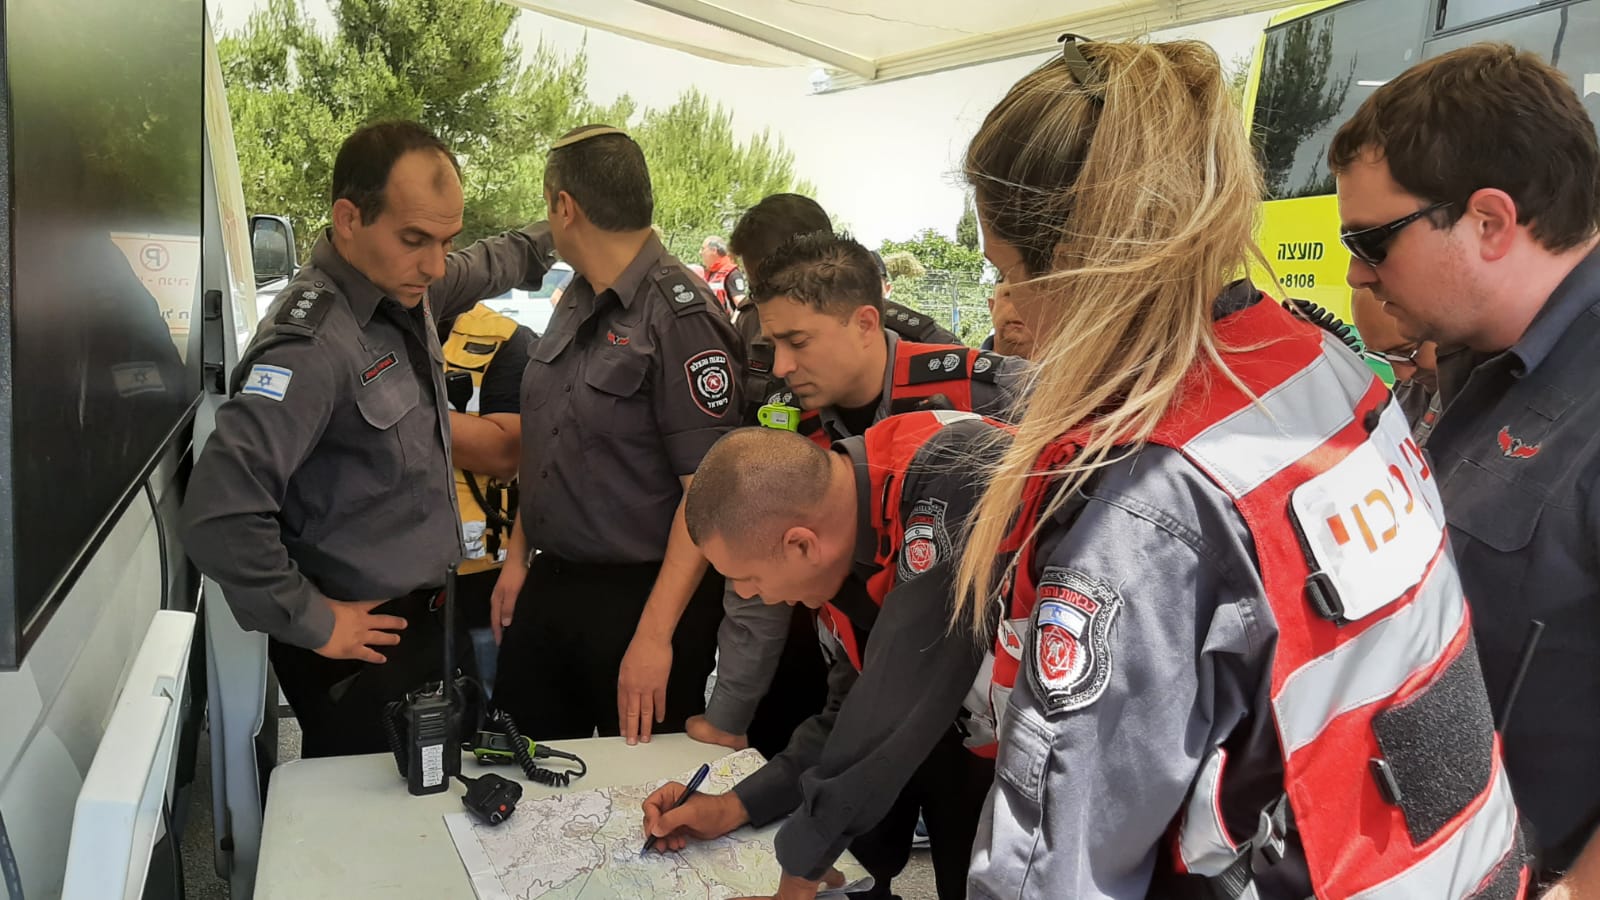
[
  {"xmin": 1445, "ymin": 456, "xmax": 1545, "ymax": 555},
  {"xmin": 524, "ymin": 330, "xmax": 572, "ymax": 412},
  {"xmin": 582, "ymin": 349, "xmax": 650, "ymax": 435},
  {"xmin": 356, "ymin": 371, "xmax": 422, "ymax": 513},
  {"xmin": 981, "ymin": 702, "xmax": 1053, "ymax": 899}
]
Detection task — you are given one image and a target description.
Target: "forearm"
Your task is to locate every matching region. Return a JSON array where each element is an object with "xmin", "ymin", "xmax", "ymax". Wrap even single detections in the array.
[
  {"xmin": 775, "ymin": 577, "xmax": 983, "ymax": 879},
  {"xmin": 733, "ymin": 650, "xmax": 856, "ymax": 827},
  {"xmin": 504, "ymin": 514, "xmax": 529, "ymax": 570},
  {"xmin": 448, "ymin": 411, "xmax": 519, "ymax": 480},
  {"xmin": 184, "ymin": 498, "xmax": 330, "ymax": 647},
  {"xmin": 435, "ymin": 224, "xmax": 554, "ymax": 321},
  {"xmin": 702, "ymin": 586, "xmax": 793, "ymax": 734},
  {"xmin": 1547, "ymin": 831, "xmax": 1600, "ymax": 899},
  {"xmin": 636, "ymin": 496, "xmax": 708, "ymax": 642}
]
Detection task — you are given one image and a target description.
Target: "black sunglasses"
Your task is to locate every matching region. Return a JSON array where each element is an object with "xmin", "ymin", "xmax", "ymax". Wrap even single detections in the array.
[{"xmin": 1340, "ymin": 200, "xmax": 1452, "ymax": 266}]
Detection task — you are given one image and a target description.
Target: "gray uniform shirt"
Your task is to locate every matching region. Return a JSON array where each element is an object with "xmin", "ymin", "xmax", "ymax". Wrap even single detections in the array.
[
  {"xmin": 519, "ymin": 233, "xmax": 744, "ymax": 562},
  {"xmin": 703, "ymin": 330, "xmax": 1030, "ymax": 734},
  {"xmin": 967, "ymin": 445, "xmax": 1313, "ymax": 899},
  {"xmin": 1428, "ymin": 245, "xmax": 1600, "ymax": 873},
  {"xmin": 182, "ymin": 226, "xmax": 555, "ymax": 649}
]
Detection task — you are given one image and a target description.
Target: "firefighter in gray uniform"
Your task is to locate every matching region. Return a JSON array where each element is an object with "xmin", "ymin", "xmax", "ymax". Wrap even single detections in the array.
[
  {"xmin": 488, "ymin": 126, "xmax": 745, "ymax": 742},
  {"xmin": 181, "ymin": 121, "xmax": 556, "ymax": 758}
]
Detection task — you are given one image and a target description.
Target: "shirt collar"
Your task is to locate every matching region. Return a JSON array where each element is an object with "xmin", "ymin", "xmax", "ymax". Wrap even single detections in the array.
[
  {"xmin": 1506, "ymin": 244, "xmax": 1600, "ymax": 378},
  {"xmin": 310, "ymin": 230, "xmax": 386, "ymax": 326},
  {"xmin": 816, "ymin": 330, "xmax": 897, "ymax": 441},
  {"xmin": 587, "ymin": 232, "xmax": 669, "ymax": 311}
]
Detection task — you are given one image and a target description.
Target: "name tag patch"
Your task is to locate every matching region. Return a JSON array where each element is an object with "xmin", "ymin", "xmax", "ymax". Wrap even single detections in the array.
[
  {"xmin": 1291, "ymin": 401, "xmax": 1445, "ymax": 622},
  {"xmin": 362, "ymin": 351, "xmax": 399, "ymax": 386},
  {"xmin": 241, "ymin": 364, "xmax": 293, "ymax": 401}
]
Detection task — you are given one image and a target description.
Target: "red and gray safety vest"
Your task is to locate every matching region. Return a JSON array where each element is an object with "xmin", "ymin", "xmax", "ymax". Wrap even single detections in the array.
[
  {"xmin": 987, "ymin": 299, "xmax": 1526, "ymax": 898},
  {"xmin": 814, "ymin": 410, "xmax": 1002, "ymax": 760},
  {"xmin": 796, "ymin": 341, "xmax": 1003, "ymax": 447},
  {"xmin": 704, "ymin": 259, "xmax": 742, "ymax": 317}
]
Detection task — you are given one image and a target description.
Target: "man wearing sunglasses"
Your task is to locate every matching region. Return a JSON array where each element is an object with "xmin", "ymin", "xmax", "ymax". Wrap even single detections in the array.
[
  {"xmin": 1331, "ymin": 44, "xmax": 1600, "ymax": 894},
  {"xmin": 1351, "ymin": 287, "xmax": 1439, "ymax": 439}
]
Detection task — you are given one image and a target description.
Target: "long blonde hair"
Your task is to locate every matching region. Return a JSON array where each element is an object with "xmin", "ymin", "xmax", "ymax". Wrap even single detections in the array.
[{"xmin": 953, "ymin": 39, "xmax": 1270, "ymax": 635}]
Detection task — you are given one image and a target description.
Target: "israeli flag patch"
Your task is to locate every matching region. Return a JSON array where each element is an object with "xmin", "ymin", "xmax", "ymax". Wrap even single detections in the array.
[{"xmin": 241, "ymin": 364, "xmax": 293, "ymax": 402}]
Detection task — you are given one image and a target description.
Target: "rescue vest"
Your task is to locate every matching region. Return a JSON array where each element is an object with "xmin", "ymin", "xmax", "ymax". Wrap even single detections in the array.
[
  {"xmin": 796, "ymin": 341, "xmax": 1006, "ymax": 447},
  {"xmin": 704, "ymin": 259, "xmax": 743, "ymax": 317},
  {"xmin": 442, "ymin": 303, "xmax": 520, "ymax": 576},
  {"xmin": 814, "ymin": 409, "xmax": 1001, "ymax": 759},
  {"xmin": 985, "ymin": 299, "xmax": 1526, "ymax": 898}
]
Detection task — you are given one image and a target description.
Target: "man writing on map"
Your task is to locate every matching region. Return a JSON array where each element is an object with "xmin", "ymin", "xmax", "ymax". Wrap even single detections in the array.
[{"xmin": 641, "ymin": 410, "xmax": 1006, "ymax": 900}]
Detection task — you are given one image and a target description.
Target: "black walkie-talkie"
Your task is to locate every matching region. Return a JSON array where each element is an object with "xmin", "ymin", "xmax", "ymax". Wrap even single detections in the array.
[{"xmin": 404, "ymin": 565, "xmax": 461, "ymax": 796}]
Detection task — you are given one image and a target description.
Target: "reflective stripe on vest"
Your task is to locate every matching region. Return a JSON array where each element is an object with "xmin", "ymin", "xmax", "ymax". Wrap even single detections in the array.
[
  {"xmin": 442, "ymin": 303, "xmax": 519, "ymax": 575},
  {"xmin": 813, "ymin": 410, "xmax": 998, "ymax": 757},
  {"xmin": 987, "ymin": 299, "xmax": 1523, "ymax": 897}
]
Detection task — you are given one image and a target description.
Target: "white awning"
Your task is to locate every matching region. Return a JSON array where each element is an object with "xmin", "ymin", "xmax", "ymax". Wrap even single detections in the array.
[{"xmin": 502, "ymin": 0, "xmax": 1292, "ymax": 90}]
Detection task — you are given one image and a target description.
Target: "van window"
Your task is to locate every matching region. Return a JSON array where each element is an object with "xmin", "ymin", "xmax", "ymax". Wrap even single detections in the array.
[
  {"xmin": 1252, "ymin": 0, "xmax": 1425, "ymax": 201},
  {"xmin": 1425, "ymin": 0, "xmax": 1600, "ymax": 142},
  {"xmin": 1437, "ymin": 0, "xmax": 1546, "ymax": 32}
]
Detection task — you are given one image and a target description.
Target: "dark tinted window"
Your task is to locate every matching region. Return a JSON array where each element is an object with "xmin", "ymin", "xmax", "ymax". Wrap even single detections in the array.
[
  {"xmin": 1438, "ymin": 0, "xmax": 1546, "ymax": 31},
  {"xmin": 1252, "ymin": 0, "xmax": 1425, "ymax": 200},
  {"xmin": 0, "ymin": 0, "xmax": 203, "ymax": 665},
  {"xmin": 1426, "ymin": 0, "xmax": 1600, "ymax": 142}
]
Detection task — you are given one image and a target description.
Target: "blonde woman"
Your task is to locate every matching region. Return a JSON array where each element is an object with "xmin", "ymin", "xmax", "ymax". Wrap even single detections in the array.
[{"xmin": 956, "ymin": 38, "xmax": 1526, "ymax": 899}]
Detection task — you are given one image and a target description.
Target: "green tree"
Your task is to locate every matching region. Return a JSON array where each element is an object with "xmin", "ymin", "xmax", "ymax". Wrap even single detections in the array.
[
  {"xmin": 1226, "ymin": 51, "xmax": 1253, "ymax": 111},
  {"xmin": 220, "ymin": 0, "xmax": 628, "ymax": 258},
  {"xmin": 956, "ymin": 204, "xmax": 979, "ymax": 251},
  {"xmin": 879, "ymin": 228, "xmax": 985, "ymax": 277},
  {"xmin": 1252, "ymin": 17, "xmax": 1354, "ymax": 199},
  {"xmin": 635, "ymin": 89, "xmax": 814, "ymax": 261},
  {"xmin": 878, "ymin": 229, "xmax": 991, "ymax": 345},
  {"xmin": 220, "ymin": 0, "xmax": 811, "ymax": 265}
]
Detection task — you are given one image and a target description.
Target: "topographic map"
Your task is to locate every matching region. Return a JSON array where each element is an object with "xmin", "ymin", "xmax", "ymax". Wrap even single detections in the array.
[{"xmin": 444, "ymin": 749, "xmax": 874, "ymax": 899}]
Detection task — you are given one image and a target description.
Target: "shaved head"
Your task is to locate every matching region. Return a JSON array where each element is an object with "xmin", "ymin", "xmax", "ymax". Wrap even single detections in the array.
[{"xmin": 686, "ymin": 428, "xmax": 835, "ymax": 555}]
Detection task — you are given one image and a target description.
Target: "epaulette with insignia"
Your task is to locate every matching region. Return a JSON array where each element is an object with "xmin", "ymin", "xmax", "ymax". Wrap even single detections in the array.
[
  {"xmin": 655, "ymin": 266, "xmax": 713, "ymax": 317},
  {"xmin": 970, "ymin": 351, "xmax": 1006, "ymax": 384},
  {"xmin": 274, "ymin": 287, "xmax": 336, "ymax": 333},
  {"xmin": 905, "ymin": 349, "xmax": 970, "ymax": 386}
]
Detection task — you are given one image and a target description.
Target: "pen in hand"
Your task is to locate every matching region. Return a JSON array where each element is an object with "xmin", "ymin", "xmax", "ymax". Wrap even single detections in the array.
[{"xmin": 641, "ymin": 762, "xmax": 712, "ymax": 856}]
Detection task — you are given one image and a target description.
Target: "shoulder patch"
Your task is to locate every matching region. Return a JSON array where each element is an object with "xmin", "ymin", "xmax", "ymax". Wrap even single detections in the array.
[
  {"xmin": 274, "ymin": 288, "xmax": 335, "ymax": 332},
  {"xmin": 905, "ymin": 349, "xmax": 969, "ymax": 386},
  {"xmin": 897, "ymin": 497, "xmax": 952, "ymax": 583},
  {"xmin": 240, "ymin": 364, "xmax": 294, "ymax": 402},
  {"xmin": 1031, "ymin": 567, "xmax": 1123, "ymax": 715},
  {"xmin": 684, "ymin": 349, "xmax": 733, "ymax": 417},
  {"xmin": 970, "ymin": 351, "xmax": 1006, "ymax": 384}
]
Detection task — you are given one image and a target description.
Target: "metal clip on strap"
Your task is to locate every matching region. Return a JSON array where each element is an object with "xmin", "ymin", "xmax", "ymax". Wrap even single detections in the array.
[{"xmin": 1205, "ymin": 796, "xmax": 1291, "ymax": 900}]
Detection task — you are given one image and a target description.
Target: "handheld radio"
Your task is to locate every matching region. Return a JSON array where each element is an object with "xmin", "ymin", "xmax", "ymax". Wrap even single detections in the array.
[
  {"xmin": 757, "ymin": 402, "xmax": 800, "ymax": 431},
  {"xmin": 393, "ymin": 566, "xmax": 462, "ymax": 796}
]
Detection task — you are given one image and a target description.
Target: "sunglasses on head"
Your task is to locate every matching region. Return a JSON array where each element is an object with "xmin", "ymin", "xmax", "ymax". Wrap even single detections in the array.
[{"xmin": 1340, "ymin": 200, "xmax": 1452, "ymax": 266}]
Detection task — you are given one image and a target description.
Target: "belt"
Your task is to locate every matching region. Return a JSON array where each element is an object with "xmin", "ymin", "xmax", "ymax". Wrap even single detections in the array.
[{"xmin": 389, "ymin": 586, "xmax": 446, "ymax": 613}]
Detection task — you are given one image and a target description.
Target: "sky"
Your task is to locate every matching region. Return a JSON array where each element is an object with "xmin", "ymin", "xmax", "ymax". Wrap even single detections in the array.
[{"xmin": 209, "ymin": 0, "xmax": 1275, "ymax": 245}]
